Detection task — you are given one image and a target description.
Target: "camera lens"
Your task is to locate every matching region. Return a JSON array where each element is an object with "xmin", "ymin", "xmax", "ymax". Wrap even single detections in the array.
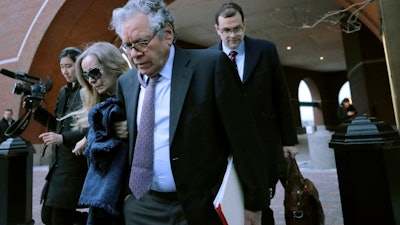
[{"xmin": 12, "ymin": 83, "xmax": 32, "ymax": 95}]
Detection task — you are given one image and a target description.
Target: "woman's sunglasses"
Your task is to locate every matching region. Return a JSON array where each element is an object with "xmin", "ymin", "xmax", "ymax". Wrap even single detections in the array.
[{"xmin": 82, "ymin": 66, "xmax": 103, "ymax": 81}]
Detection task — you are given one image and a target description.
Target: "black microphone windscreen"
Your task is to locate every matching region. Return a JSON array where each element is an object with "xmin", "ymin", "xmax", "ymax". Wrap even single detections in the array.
[{"xmin": 0, "ymin": 68, "xmax": 16, "ymax": 77}]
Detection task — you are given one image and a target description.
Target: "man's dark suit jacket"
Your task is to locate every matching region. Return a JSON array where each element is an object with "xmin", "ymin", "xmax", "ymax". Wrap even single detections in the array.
[
  {"xmin": 210, "ymin": 36, "xmax": 298, "ymax": 189},
  {"xmin": 0, "ymin": 118, "xmax": 15, "ymax": 142},
  {"xmin": 116, "ymin": 46, "xmax": 268, "ymax": 225}
]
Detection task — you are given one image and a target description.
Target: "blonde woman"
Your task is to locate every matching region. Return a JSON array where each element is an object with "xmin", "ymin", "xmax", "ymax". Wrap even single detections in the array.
[
  {"xmin": 63, "ymin": 42, "xmax": 130, "ymax": 224},
  {"xmin": 66, "ymin": 42, "xmax": 130, "ymax": 154}
]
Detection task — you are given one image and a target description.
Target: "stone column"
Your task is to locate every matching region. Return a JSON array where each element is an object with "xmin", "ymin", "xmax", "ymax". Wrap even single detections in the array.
[{"xmin": 379, "ymin": 0, "xmax": 400, "ymax": 129}]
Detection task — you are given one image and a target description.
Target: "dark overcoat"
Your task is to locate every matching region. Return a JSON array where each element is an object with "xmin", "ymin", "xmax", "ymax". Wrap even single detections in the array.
[
  {"xmin": 40, "ymin": 84, "xmax": 88, "ymax": 208},
  {"xmin": 210, "ymin": 36, "xmax": 298, "ymax": 189}
]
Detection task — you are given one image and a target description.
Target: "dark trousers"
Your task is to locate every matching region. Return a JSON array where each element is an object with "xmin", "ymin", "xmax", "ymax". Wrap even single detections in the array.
[
  {"xmin": 123, "ymin": 192, "xmax": 187, "ymax": 225},
  {"xmin": 87, "ymin": 207, "xmax": 123, "ymax": 225},
  {"xmin": 262, "ymin": 207, "xmax": 275, "ymax": 225},
  {"xmin": 41, "ymin": 205, "xmax": 87, "ymax": 225},
  {"xmin": 262, "ymin": 169, "xmax": 287, "ymax": 225},
  {"xmin": 261, "ymin": 151, "xmax": 288, "ymax": 225}
]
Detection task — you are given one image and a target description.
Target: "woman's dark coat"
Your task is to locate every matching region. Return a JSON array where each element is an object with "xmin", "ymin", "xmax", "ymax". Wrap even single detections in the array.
[{"xmin": 38, "ymin": 83, "xmax": 88, "ymax": 208}]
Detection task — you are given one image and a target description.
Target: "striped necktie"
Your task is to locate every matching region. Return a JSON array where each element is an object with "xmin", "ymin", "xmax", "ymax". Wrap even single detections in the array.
[{"xmin": 229, "ymin": 50, "xmax": 238, "ymax": 69}]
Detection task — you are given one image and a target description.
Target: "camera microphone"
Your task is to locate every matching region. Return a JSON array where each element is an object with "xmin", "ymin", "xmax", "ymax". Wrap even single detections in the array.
[
  {"xmin": 1, "ymin": 68, "xmax": 28, "ymax": 77},
  {"xmin": 0, "ymin": 68, "xmax": 17, "ymax": 79},
  {"xmin": 1, "ymin": 68, "xmax": 40, "ymax": 83},
  {"xmin": 1, "ymin": 67, "xmax": 53, "ymax": 137}
]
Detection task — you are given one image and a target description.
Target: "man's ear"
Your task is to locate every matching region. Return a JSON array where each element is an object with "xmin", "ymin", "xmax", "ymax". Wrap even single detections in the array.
[
  {"xmin": 215, "ymin": 24, "xmax": 220, "ymax": 35},
  {"xmin": 164, "ymin": 23, "xmax": 174, "ymax": 44}
]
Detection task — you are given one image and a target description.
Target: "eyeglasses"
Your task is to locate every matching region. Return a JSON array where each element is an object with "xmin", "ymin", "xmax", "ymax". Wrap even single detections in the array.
[
  {"xmin": 219, "ymin": 26, "xmax": 244, "ymax": 35},
  {"xmin": 82, "ymin": 66, "xmax": 103, "ymax": 81},
  {"xmin": 120, "ymin": 33, "xmax": 157, "ymax": 54}
]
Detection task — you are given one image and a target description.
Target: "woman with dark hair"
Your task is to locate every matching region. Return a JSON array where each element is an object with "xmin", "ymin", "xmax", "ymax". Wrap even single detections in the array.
[{"xmin": 37, "ymin": 46, "xmax": 88, "ymax": 225}]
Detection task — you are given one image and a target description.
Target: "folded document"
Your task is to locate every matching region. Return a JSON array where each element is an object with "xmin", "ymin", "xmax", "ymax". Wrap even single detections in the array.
[{"xmin": 213, "ymin": 156, "xmax": 244, "ymax": 225}]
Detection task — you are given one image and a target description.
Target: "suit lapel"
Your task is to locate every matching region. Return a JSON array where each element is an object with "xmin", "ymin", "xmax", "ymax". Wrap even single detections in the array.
[
  {"xmin": 212, "ymin": 38, "xmax": 257, "ymax": 83},
  {"xmin": 243, "ymin": 36, "xmax": 258, "ymax": 83},
  {"xmin": 169, "ymin": 47, "xmax": 193, "ymax": 145},
  {"xmin": 127, "ymin": 69, "xmax": 140, "ymax": 163}
]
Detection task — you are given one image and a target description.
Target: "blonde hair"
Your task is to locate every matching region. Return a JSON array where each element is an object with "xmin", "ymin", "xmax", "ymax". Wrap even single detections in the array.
[{"xmin": 59, "ymin": 42, "xmax": 130, "ymax": 130}]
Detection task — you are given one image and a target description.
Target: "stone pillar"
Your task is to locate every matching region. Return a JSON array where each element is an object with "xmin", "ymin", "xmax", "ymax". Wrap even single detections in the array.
[
  {"xmin": 379, "ymin": 0, "xmax": 400, "ymax": 129},
  {"xmin": 341, "ymin": 22, "xmax": 396, "ymax": 125}
]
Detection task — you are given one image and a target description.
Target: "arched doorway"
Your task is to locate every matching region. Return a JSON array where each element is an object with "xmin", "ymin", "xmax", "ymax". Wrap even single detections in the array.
[
  {"xmin": 299, "ymin": 80, "xmax": 314, "ymax": 133},
  {"xmin": 338, "ymin": 81, "xmax": 352, "ymax": 104},
  {"xmin": 298, "ymin": 78, "xmax": 324, "ymax": 133}
]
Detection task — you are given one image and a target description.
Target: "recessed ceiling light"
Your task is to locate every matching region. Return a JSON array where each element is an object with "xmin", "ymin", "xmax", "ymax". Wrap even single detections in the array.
[
  {"xmin": 320, "ymin": 56, "xmax": 324, "ymax": 60},
  {"xmin": 286, "ymin": 46, "xmax": 292, "ymax": 51}
]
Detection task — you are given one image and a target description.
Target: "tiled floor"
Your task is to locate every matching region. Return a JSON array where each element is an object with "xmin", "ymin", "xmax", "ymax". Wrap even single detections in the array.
[{"xmin": 31, "ymin": 134, "xmax": 344, "ymax": 225}]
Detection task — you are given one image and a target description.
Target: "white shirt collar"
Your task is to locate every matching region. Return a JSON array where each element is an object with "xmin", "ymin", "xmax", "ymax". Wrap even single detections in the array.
[
  {"xmin": 222, "ymin": 40, "xmax": 245, "ymax": 56},
  {"xmin": 159, "ymin": 45, "xmax": 174, "ymax": 80}
]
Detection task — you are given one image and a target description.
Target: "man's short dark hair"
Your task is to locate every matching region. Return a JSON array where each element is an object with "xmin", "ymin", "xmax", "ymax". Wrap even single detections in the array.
[{"xmin": 215, "ymin": 2, "xmax": 244, "ymax": 25}]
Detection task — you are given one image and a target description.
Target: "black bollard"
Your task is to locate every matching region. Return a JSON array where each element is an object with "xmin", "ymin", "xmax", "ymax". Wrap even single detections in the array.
[
  {"xmin": 329, "ymin": 115, "xmax": 400, "ymax": 225},
  {"xmin": 0, "ymin": 137, "xmax": 34, "ymax": 225}
]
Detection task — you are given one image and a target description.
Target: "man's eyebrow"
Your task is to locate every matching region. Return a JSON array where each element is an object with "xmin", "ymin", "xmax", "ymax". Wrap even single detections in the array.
[{"xmin": 126, "ymin": 35, "xmax": 152, "ymax": 44}]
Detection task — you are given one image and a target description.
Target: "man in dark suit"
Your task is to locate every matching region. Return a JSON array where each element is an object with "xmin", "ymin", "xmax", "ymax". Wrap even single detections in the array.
[
  {"xmin": 0, "ymin": 108, "xmax": 15, "ymax": 143},
  {"xmin": 210, "ymin": 2, "xmax": 299, "ymax": 225},
  {"xmin": 337, "ymin": 97, "xmax": 357, "ymax": 122},
  {"xmin": 110, "ymin": 0, "xmax": 268, "ymax": 224}
]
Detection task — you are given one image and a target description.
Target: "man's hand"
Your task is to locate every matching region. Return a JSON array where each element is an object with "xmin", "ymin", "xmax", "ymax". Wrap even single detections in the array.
[
  {"xmin": 245, "ymin": 210, "xmax": 262, "ymax": 225},
  {"xmin": 283, "ymin": 146, "xmax": 299, "ymax": 158},
  {"xmin": 114, "ymin": 120, "xmax": 128, "ymax": 139}
]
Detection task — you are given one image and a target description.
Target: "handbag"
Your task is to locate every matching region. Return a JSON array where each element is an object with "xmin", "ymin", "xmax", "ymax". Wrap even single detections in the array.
[{"xmin": 284, "ymin": 154, "xmax": 325, "ymax": 225}]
